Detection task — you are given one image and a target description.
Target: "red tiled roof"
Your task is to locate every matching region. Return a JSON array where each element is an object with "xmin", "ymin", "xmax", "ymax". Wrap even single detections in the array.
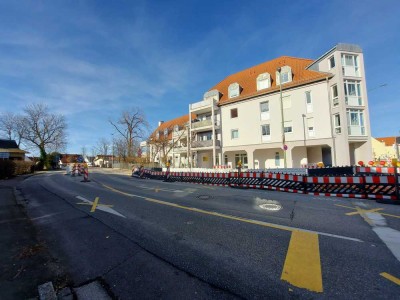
[
  {"xmin": 151, "ymin": 114, "xmax": 194, "ymax": 140},
  {"xmin": 376, "ymin": 136, "xmax": 396, "ymax": 146},
  {"xmin": 210, "ymin": 56, "xmax": 332, "ymax": 106}
]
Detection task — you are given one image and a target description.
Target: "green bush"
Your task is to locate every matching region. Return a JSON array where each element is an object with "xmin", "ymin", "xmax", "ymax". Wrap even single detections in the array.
[
  {"xmin": 14, "ymin": 161, "xmax": 34, "ymax": 175},
  {"xmin": 0, "ymin": 160, "xmax": 16, "ymax": 179},
  {"xmin": 0, "ymin": 160, "xmax": 34, "ymax": 179}
]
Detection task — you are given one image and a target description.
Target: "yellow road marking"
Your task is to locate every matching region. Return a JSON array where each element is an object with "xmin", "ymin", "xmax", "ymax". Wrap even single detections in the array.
[
  {"xmin": 335, "ymin": 204, "xmax": 400, "ymax": 219},
  {"xmin": 90, "ymin": 197, "xmax": 100, "ymax": 212},
  {"xmin": 380, "ymin": 272, "xmax": 400, "ymax": 285},
  {"xmin": 281, "ymin": 231, "xmax": 323, "ymax": 292},
  {"xmin": 77, "ymin": 202, "xmax": 113, "ymax": 207},
  {"xmin": 346, "ymin": 208, "xmax": 383, "ymax": 216}
]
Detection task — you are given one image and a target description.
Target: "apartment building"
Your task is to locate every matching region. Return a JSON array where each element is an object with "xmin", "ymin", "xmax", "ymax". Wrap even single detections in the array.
[
  {"xmin": 148, "ymin": 115, "xmax": 192, "ymax": 167},
  {"xmin": 151, "ymin": 43, "xmax": 372, "ymax": 169}
]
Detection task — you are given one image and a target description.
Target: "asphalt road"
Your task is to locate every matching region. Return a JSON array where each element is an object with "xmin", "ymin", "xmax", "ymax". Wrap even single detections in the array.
[{"xmin": 19, "ymin": 168, "xmax": 400, "ymax": 299}]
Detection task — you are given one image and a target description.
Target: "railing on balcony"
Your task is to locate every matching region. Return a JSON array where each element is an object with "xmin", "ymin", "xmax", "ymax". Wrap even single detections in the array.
[
  {"xmin": 348, "ymin": 126, "xmax": 366, "ymax": 136},
  {"xmin": 192, "ymin": 119, "xmax": 212, "ymax": 129},
  {"xmin": 342, "ymin": 66, "xmax": 360, "ymax": 77},
  {"xmin": 191, "ymin": 119, "xmax": 220, "ymax": 129},
  {"xmin": 191, "ymin": 139, "xmax": 221, "ymax": 148},
  {"xmin": 190, "ymin": 98, "xmax": 212, "ymax": 110},
  {"xmin": 345, "ymin": 96, "xmax": 363, "ymax": 106},
  {"xmin": 173, "ymin": 146, "xmax": 187, "ymax": 153},
  {"xmin": 172, "ymin": 129, "xmax": 187, "ymax": 139}
]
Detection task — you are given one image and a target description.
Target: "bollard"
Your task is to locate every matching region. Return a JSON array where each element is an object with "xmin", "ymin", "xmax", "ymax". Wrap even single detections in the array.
[{"xmin": 81, "ymin": 167, "xmax": 90, "ymax": 182}]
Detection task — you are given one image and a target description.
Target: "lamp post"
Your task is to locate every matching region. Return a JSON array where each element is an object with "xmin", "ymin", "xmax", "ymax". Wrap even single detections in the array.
[{"xmin": 277, "ymin": 67, "xmax": 287, "ymax": 168}]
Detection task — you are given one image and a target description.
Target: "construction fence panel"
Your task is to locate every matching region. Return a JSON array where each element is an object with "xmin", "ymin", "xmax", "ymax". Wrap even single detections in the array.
[{"xmin": 146, "ymin": 170, "xmax": 399, "ymax": 202}]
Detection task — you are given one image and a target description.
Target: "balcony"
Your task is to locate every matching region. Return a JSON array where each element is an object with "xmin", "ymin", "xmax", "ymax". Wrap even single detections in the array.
[
  {"xmin": 173, "ymin": 146, "xmax": 187, "ymax": 153},
  {"xmin": 190, "ymin": 98, "xmax": 219, "ymax": 114},
  {"xmin": 345, "ymin": 96, "xmax": 363, "ymax": 106},
  {"xmin": 172, "ymin": 129, "xmax": 187, "ymax": 139},
  {"xmin": 348, "ymin": 126, "xmax": 366, "ymax": 136},
  {"xmin": 342, "ymin": 66, "xmax": 360, "ymax": 77},
  {"xmin": 191, "ymin": 139, "xmax": 221, "ymax": 149},
  {"xmin": 191, "ymin": 119, "xmax": 221, "ymax": 131}
]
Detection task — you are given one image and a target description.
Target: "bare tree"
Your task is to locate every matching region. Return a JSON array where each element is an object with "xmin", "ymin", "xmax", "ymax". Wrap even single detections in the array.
[
  {"xmin": 109, "ymin": 107, "xmax": 149, "ymax": 159},
  {"xmin": 0, "ymin": 112, "xmax": 27, "ymax": 146},
  {"xmin": 96, "ymin": 137, "xmax": 110, "ymax": 156},
  {"xmin": 22, "ymin": 103, "xmax": 67, "ymax": 167}
]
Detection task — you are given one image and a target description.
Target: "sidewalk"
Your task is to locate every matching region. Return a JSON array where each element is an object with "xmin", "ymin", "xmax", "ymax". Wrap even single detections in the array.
[{"xmin": 0, "ymin": 174, "xmax": 71, "ymax": 300}]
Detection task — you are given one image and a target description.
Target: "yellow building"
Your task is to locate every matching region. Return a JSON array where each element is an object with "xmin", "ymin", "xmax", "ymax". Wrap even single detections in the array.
[{"xmin": 372, "ymin": 136, "xmax": 399, "ymax": 161}]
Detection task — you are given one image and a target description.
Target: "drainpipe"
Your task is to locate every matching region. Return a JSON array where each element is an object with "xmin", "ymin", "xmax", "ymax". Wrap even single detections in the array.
[
  {"xmin": 212, "ymin": 99, "xmax": 216, "ymax": 168},
  {"xmin": 326, "ymin": 76, "xmax": 337, "ymax": 166}
]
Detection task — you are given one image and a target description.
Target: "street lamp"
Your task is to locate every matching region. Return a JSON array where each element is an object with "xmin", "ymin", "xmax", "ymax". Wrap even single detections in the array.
[{"xmin": 277, "ymin": 67, "xmax": 287, "ymax": 168}]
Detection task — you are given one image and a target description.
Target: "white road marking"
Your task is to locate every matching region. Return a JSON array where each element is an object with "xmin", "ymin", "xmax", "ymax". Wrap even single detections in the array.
[
  {"xmin": 76, "ymin": 196, "xmax": 126, "ymax": 218},
  {"xmin": 354, "ymin": 203, "xmax": 400, "ymax": 262},
  {"xmin": 373, "ymin": 227, "xmax": 400, "ymax": 261}
]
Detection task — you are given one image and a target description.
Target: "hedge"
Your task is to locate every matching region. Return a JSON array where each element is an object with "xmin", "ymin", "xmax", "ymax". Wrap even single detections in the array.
[{"xmin": 0, "ymin": 160, "xmax": 34, "ymax": 179}]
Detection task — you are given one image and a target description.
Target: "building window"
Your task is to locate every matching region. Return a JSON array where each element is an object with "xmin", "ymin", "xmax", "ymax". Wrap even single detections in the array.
[
  {"xmin": 307, "ymin": 118, "xmax": 315, "ymax": 137},
  {"xmin": 156, "ymin": 132, "xmax": 160, "ymax": 139},
  {"xmin": 282, "ymin": 96, "xmax": 291, "ymax": 109},
  {"xmin": 235, "ymin": 153, "xmax": 248, "ymax": 168},
  {"xmin": 344, "ymin": 80, "xmax": 362, "ymax": 106},
  {"xmin": 224, "ymin": 155, "xmax": 228, "ymax": 165},
  {"xmin": 198, "ymin": 131, "xmax": 212, "ymax": 141},
  {"xmin": 275, "ymin": 152, "xmax": 280, "ymax": 167},
  {"xmin": 257, "ymin": 73, "xmax": 271, "ymax": 91},
  {"xmin": 164, "ymin": 129, "xmax": 168, "ymax": 136},
  {"xmin": 174, "ymin": 125, "xmax": 179, "ymax": 132},
  {"xmin": 260, "ymin": 101, "xmax": 270, "ymax": 120},
  {"xmin": 334, "ymin": 114, "xmax": 341, "ymax": 134},
  {"xmin": 346, "ymin": 109, "xmax": 365, "ymax": 136},
  {"xmin": 228, "ymin": 83, "xmax": 240, "ymax": 98},
  {"xmin": 284, "ymin": 121, "xmax": 293, "ymax": 133},
  {"xmin": 329, "ymin": 56, "xmax": 335, "ymax": 69},
  {"xmin": 261, "ymin": 124, "xmax": 271, "ymax": 142},
  {"xmin": 305, "ymin": 91, "xmax": 313, "ymax": 113},
  {"xmin": 341, "ymin": 54, "xmax": 360, "ymax": 77},
  {"xmin": 231, "ymin": 129, "xmax": 239, "ymax": 139},
  {"xmin": 276, "ymin": 66, "xmax": 292, "ymax": 85},
  {"xmin": 331, "ymin": 84, "xmax": 339, "ymax": 107},
  {"xmin": 230, "ymin": 108, "xmax": 238, "ymax": 118}
]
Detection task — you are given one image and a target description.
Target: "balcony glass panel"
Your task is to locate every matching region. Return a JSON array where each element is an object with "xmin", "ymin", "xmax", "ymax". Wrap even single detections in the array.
[{"xmin": 348, "ymin": 126, "xmax": 366, "ymax": 136}]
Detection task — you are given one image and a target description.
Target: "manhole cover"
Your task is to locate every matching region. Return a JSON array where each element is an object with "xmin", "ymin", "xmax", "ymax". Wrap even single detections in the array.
[
  {"xmin": 259, "ymin": 203, "xmax": 282, "ymax": 211},
  {"xmin": 196, "ymin": 195, "xmax": 211, "ymax": 200}
]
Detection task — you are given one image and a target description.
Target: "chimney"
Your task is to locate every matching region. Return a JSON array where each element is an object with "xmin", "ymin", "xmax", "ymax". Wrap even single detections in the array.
[{"xmin": 158, "ymin": 121, "xmax": 164, "ymax": 126}]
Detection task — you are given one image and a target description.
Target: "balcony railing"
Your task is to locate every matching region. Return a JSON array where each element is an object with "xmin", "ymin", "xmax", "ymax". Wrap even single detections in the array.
[
  {"xmin": 345, "ymin": 96, "xmax": 363, "ymax": 106},
  {"xmin": 190, "ymin": 98, "xmax": 212, "ymax": 110},
  {"xmin": 172, "ymin": 129, "xmax": 187, "ymax": 139},
  {"xmin": 342, "ymin": 66, "xmax": 360, "ymax": 77},
  {"xmin": 348, "ymin": 126, "xmax": 366, "ymax": 136},
  {"xmin": 192, "ymin": 119, "xmax": 212, "ymax": 129},
  {"xmin": 191, "ymin": 139, "xmax": 221, "ymax": 148},
  {"xmin": 173, "ymin": 146, "xmax": 187, "ymax": 153}
]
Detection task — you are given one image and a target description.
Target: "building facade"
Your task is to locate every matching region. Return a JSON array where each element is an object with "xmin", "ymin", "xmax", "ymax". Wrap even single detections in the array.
[{"xmin": 151, "ymin": 43, "xmax": 372, "ymax": 169}]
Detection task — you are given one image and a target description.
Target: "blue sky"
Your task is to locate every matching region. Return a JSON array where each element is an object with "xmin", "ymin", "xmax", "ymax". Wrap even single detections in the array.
[{"xmin": 0, "ymin": 0, "xmax": 399, "ymax": 154}]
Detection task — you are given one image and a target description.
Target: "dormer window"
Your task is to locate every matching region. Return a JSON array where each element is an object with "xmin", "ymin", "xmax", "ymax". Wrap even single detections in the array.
[
  {"xmin": 156, "ymin": 132, "xmax": 160, "ymax": 139},
  {"xmin": 257, "ymin": 73, "xmax": 271, "ymax": 91},
  {"xmin": 276, "ymin": 66, "xmax": 292, "ymax": 85},
  {"xmin": 228, "ymin": 83, "xmax": 240, "ymax": 98},
  {"xmin": 164, "ymin": 129, "xmax": 168, "ymax": 136}
]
